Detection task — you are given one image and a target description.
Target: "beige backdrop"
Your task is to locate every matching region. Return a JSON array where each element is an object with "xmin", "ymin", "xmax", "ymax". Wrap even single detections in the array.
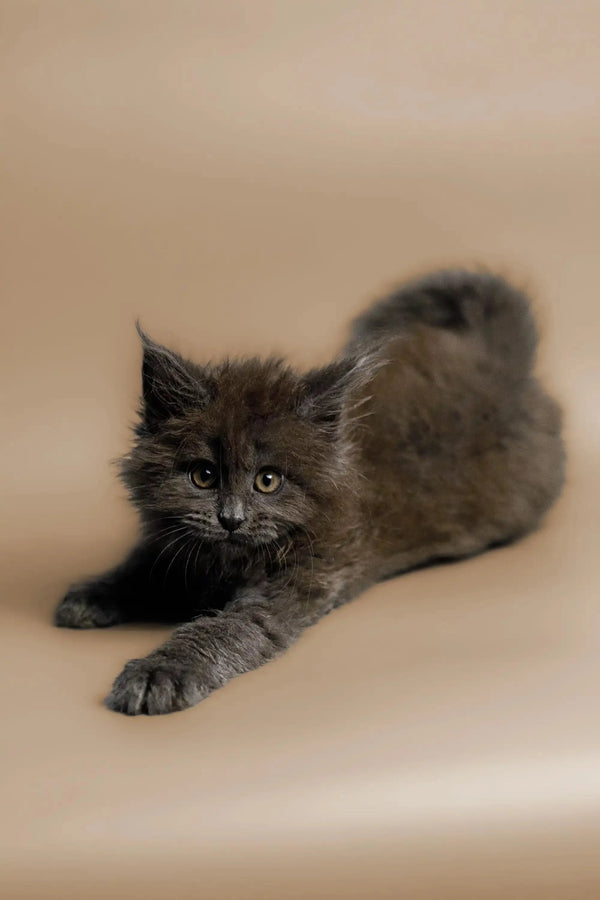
[{"xmin": 2, "ymin": 2, "xmax": 600, "ymax": 898}]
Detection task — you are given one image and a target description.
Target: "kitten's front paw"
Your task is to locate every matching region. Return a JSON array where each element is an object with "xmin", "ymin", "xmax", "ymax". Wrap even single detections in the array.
[
  {"xmin": 54, "ymin": 583, "xmax": 121, "ymax": 629},
  {"xmin": 105, "ymin": 657, "xmax": 209, "ymax": 715}
]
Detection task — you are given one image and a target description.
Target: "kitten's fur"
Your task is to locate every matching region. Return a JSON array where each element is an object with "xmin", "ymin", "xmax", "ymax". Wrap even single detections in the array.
[{"xmin": 55, "ymin": 270, "xmax": 565, "ymax": 715}]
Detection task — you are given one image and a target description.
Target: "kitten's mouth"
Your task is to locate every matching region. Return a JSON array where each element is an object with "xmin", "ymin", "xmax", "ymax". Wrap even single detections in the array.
[{"xmin": 224, "ymin": 531, "xmax": 278, "ymax": 548}]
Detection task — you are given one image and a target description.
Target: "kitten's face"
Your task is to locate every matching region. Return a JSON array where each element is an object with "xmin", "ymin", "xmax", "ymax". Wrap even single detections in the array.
[
  {"xmin": 139, "ymin": 396, "xmax": 322, "ymax": 549},
  {"xmin": 121, "ymin": 332, "xmax": 373, "ymax": 555}
]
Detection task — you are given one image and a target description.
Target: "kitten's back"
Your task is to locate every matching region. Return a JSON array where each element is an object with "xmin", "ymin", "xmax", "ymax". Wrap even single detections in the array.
[{"xmin": 345, "ymin": 270, "xmax": 564, "ymax": 573}]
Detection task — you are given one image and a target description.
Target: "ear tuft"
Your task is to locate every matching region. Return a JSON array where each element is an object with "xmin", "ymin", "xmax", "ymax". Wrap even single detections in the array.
[
  {"xmin": 298, "ymin": 353, "xmax": 383, "ymax": 432},
  {"xmin": 136, "ymin": 323, "xmax": 210, "ymax": 429}
]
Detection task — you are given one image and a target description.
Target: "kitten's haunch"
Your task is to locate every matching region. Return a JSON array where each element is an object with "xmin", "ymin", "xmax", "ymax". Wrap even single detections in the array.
[{"xmin": 55, "ymin": 269, "xmax": 565, "ymax": 715}]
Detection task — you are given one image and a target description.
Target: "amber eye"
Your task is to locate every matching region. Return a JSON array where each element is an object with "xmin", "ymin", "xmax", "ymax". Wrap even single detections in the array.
[
  {"xmin": 190, "ymin": 461, "xmax": 218, "ymax": 489},
  {"xmin": 254, "ymin": 469, "xmax": 283, "ymax": 494}
]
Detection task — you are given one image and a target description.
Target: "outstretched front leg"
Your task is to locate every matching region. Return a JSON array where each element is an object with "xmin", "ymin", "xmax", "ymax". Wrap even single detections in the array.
[
  {"xmin": 54, "ymin": 543, "xmax": 182, "ymax": 628},
  {"xmin": 105, "ymin": 573, "xmax": 337, "ymax": 715}
]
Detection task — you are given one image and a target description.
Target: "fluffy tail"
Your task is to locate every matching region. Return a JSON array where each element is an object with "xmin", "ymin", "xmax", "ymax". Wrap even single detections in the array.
[{"xmin": 346, "ymin": 269, "xmax": 539, "ymax": 379}]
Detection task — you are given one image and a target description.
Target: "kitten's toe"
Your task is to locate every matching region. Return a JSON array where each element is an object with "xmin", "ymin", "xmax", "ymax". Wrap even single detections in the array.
[
  {"xmin": 104, "ymin": 659, "xmax": 153, "ymax": 715},
  {"xmin": 54, "ymin": 586, "xmax": 120, "ymax": 629},
  {"xmin": 105, "ymin": 658, "xmax": 206, "ymax": 715}
]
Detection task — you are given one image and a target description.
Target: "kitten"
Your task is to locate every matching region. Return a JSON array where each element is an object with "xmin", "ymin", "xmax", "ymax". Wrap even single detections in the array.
[{"xmin": 55, "ymin": 269, "xmax": 565, "ymax": 715}]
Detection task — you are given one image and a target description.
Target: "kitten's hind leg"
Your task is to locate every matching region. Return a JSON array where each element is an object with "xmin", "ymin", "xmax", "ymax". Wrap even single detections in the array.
[{"xmin": 54, "ymin": 544, "xmax": 155, "ymax": 628}]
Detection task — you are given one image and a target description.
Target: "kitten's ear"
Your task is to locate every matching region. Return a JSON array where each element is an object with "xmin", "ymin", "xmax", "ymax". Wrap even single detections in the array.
[
  {"xmin": 136, "ymin": 323, "xmax": 210, "ymax": 429},
  {"xmin": 298, "ymin": 354, "xmax": 381, "ymax": 433}
]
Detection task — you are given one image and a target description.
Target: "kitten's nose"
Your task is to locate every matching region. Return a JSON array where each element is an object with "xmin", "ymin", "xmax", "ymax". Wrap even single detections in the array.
[
  {"xmin": 218, "ymin": 512, "xmax": 245, "ymax": 532},
  {"xmin": 218, "ymin": 496, "xmax": 245, "ymax": 532}
]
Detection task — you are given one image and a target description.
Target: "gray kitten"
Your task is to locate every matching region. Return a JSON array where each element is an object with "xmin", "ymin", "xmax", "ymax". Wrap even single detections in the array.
[{"xmin": 55, "ymin": 270, "xmax": 565, "ymax": 715}]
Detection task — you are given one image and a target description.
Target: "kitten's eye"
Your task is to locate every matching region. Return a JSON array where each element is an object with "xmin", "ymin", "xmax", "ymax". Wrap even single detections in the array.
[
  {"xmin": 190, "ymin": 461, "xmax": 218, "ymax": 489},
  {"xmin": 254, "ymin": 468, "xmax": 283, "ymax": 494}
]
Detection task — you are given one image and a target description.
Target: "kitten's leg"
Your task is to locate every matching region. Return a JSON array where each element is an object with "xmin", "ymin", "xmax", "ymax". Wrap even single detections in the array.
[
  {"xmin": 55, "ymin": 544, "xmax": 156, "ymax": 628},
  {"xmin": 105, "ymin": 583, "xmax": 331, "ymax": 715}
]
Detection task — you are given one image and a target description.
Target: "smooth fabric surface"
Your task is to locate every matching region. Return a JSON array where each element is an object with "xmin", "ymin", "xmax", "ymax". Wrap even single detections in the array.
[{"xmin": 2, "ymin": 2, "xmax": 599, "ymax": 897}]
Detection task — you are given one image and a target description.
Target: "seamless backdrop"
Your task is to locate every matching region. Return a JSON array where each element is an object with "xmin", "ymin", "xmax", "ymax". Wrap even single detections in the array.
[{"xmin": 2, "ymin": 2, "xmax": 600, "ymax": 898}]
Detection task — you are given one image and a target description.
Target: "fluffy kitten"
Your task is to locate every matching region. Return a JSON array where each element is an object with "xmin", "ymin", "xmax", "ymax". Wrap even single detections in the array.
[{"xmin": 55, "ymin": 269, "xmax": 565, "ymax": 715}]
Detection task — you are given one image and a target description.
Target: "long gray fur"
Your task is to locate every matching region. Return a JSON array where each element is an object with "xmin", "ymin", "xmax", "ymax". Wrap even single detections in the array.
[{"xmin": 55, "ymin": 269, "xmax": 565, "ymax": 715}]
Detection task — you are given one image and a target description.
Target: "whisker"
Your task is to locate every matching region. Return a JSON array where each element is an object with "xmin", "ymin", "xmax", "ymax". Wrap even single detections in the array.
[
  {"xmin": 164, "ymin": 534, "xmax": 194, "ymax": 584},
  {"xmin": 183, "ymin": 538, "xmax": 198, "ymax": 591},
  {"xmin": 148, "ymin": 528, "xmax": 191, "ymax": 579}
]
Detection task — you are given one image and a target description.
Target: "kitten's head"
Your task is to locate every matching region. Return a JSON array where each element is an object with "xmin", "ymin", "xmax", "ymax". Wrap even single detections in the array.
[{"xmin": 120, "ymin": 328, "xmax": 377, "ymax": 554}]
